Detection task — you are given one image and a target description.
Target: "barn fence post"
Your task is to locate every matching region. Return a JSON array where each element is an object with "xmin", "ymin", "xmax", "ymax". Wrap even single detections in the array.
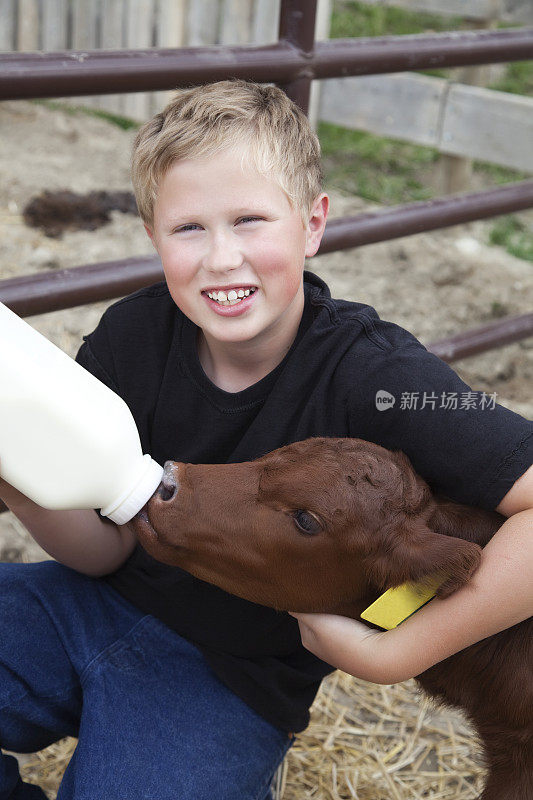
[{"xmin": 277, "ymin": 0, "xmax": 317, "ymax": 114}]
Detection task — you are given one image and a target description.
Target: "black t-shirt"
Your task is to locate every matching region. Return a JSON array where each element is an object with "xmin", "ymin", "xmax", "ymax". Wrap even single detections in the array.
[{"xmin": 75, "ymin": 270, "xmax": 533, "ymax": 732}]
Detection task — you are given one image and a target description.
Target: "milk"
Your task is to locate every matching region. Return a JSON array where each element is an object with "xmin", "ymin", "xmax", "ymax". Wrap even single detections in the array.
[{"xmin": 0, "ymin": 301, "xmax": 163, "ymax": 524}]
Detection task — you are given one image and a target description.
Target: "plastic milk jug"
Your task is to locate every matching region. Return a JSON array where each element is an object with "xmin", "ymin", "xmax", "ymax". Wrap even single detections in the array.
[{"xmin": 0, "ymin": 301, "xmax": 163, "ymax": 524}]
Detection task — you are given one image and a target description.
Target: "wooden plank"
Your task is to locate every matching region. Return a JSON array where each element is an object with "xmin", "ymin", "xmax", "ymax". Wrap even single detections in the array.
[
  {"xmin": 357, "ymin": 0, "xmax": 492, "ymax": 19},
  {"xmin": 440, "ymin": 83, "xmax": 533, "ymax": 173},
  {"xmin": 123, "ymin": 0, "xmax": 155, "ymax": 121},
  {"xmin": 100, "ymin": 0, "xmax": 125, "ymax": 49},
  {"xmin": 156, "ymin": 0, "xmax": 187, "ymax": 48},
  {"xmin": 309, "ymin": 0, "xmax": 333, "ymax": 130},
  {"xmin": 319, "ymin": 73, "xmax": 445, "ymax": 148},
  {"xmin": 99, "ymin": 0, "xmax": 126, "ymax": 115},
  {"xmin": 251, "ymin": 0, "xmax": 280, "ymax": 44},
  {"xmin": 316, "ymin": 0, "xmax": 333, "ymax": 42},
  {"xmin": 41, "ymin": 0, "xmax": 68, "ymax": 51},
  {"xmin": 70, "ymin": 0, "xmax": 99, "ymax": 108},
  {"xmin": 356, "ymin": 0, "xmax": 527, "ymax": 22},
  {"xmin": 187, "ymin": 0, "xmax": 219, "ymax": 46},
  {"xmin": 71, "ymin": 0, "xmax": 99, "ymax": 49},
  {"xmin": 318, "ymin": 72, "xmax": 533, "ymax": 174},
  {"xmin": 0, "ymin": 0, "xmax": 15, "ymax": 51},
  {"xmin": 152, "ymin": 0, "xmax": 187, "ymax": 116},
  {"xmin": 439, "ymin": 153, "xmax": 475, "ymax": 194},
  {"xmin": 17, "ymin": 0, "xmax": 40, "ymax": 51},
  {"xmin": 437, "ymin": 17, "xmax": 492, "ymax": 194},
  {"xmin": 220, "ymin": 0, "xmax": 254, "ymax": 44},
  {"xmin": 501, "ymin": 0, "xmax": 533, "ymax": 23}
]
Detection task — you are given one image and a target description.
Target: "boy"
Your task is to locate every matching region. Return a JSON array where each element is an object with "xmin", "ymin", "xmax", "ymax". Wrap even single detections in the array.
[{"xmin": 0, "ymin": 79, "xmax": 531, "ymax": 799}]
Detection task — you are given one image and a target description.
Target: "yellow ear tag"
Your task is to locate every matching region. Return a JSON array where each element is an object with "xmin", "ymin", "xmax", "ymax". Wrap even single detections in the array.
[{"xmin": 361, "ymin": 576, "xmax": 443, "ymax": 630}]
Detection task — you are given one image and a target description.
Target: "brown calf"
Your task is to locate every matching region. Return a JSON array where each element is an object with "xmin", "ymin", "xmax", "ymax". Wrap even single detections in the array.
[{"xmin": 131, "ymin": 437, "xmax": 533, "ymax": 800}]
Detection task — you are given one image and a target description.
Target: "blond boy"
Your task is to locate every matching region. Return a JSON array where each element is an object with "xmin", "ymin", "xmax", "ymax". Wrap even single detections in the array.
[{"xmin": 0, "ymin": 80, "xmax": 531, "ymax": 799}]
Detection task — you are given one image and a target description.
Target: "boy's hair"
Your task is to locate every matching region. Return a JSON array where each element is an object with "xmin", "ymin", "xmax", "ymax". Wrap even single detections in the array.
[{"xmin": 131, "ymin": 79, "xmax": 322, "ymax": 229}]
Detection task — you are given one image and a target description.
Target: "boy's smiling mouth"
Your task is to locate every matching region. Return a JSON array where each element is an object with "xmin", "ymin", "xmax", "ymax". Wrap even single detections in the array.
[
  {"xmin": 205, "ymin": 287, "xmax": 257, "ymax": 306},
  {"xmin": 202, "ymin": 286, "xmax": 258, "ymax": 314}
]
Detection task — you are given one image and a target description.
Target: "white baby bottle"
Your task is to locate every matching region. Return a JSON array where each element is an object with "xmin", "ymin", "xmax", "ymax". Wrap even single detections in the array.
[{"xmin": 0, "ymin": 301, "xmax": 163, "ymax": 524}]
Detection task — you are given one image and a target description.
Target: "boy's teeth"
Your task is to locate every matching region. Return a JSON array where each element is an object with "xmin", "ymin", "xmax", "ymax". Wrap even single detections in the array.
[{"xmin": 207, "ymin": 287, "xmax": 256, "ymax": 305}]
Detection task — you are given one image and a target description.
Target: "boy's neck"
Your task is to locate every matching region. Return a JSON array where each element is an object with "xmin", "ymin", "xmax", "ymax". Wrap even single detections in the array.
[{"xmin": 197, "ymin": 294, "xmax": 305, "ymax": 394}]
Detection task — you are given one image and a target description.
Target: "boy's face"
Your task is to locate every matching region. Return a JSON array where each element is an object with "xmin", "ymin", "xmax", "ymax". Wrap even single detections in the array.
[{"xmin": 145, "ymin": 145, "xmax": 328, "ymax": 352}]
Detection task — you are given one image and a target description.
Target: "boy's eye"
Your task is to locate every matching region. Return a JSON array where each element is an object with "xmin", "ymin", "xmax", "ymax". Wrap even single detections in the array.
[
  {"xmin": 175, "ymin": 223, "xmax": 201, "ymax": 233},
  {"xmin": 173, "ymin": 218, "xmax": 261, "ymax": 233}
]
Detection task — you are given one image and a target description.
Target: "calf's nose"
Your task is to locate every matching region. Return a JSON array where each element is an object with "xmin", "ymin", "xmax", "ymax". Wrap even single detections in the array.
[{"xmin": 156, "ymin": 461, "xmax": 179, "ymax": 502}]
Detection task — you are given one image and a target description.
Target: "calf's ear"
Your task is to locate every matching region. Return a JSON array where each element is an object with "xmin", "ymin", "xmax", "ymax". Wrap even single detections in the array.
[
  {"xmin": 427, "ymin": 497, "xmax": 502, "ymax": 548},
  {"xmin": 364, "ymin": 518, "xmax": 482, "ymax": 599}
]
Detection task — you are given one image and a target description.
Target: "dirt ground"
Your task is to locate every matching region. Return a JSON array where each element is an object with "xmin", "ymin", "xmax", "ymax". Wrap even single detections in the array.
[{"xmin": 0, "ymin": 99, "xmax": 531, "ymax": 797}]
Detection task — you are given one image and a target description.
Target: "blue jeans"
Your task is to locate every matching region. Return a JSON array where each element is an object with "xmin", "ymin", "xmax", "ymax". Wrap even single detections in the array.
[{"xmin": 0, "ymin": 561, "xmax": 293, "ymax": 799}]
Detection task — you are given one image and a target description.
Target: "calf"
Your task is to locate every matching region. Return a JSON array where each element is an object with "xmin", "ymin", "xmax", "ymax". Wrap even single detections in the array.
[{"xmin": 131, "ymin": 437, "xmax": 533, "ymax": 800}]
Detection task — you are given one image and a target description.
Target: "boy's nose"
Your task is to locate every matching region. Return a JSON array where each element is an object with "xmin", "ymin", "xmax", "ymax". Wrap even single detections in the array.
[{"xmin": 204, "ymin": 232, "xmax": 244, "ymax": 272}]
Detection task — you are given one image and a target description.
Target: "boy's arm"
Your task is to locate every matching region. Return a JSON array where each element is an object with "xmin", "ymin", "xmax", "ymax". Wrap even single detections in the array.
[
  {"xmin": 0, "ymin": 477, "xmax": 137, "ymax": 578},
  {"xmin": 291, "ymin": 465, "xmax": 533, "ymax": 684}
]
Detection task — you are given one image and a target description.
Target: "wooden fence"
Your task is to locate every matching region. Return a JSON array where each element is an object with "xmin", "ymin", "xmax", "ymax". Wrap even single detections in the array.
[
  {"xmin": 0, "ymin": 0, "xmax": 331, "ymax": 123},
  {"xmin": 1, "ymin": 0, "xmax": 531, "ymax": 183},
  {"xmin": 320, "ymin": 72, "xmax": 533, "ymax": 174},
  {"xmin": 345, "ymin": 0, "xmax": 533, "ymax": 188}
]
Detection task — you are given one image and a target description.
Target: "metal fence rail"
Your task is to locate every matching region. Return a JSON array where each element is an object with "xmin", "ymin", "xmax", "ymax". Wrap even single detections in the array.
[
  {"xmin": 2, "ymin": 27, "xmax": 533, "ymax": 102},
  {"xmin": 3, "ymin": 181, "xmax": 533, "ymax": 317}
]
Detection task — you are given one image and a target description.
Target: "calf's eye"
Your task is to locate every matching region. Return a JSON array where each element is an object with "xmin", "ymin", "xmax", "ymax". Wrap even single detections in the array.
[{"xmin": 293, "ymin": 510, "xmax": 323, "ymax": 535}]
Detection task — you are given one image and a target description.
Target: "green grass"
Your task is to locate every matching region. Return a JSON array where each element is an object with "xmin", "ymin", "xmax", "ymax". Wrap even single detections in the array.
[
  {"xmin": 319, "ymin": 126, "xmax": 533, "ymax": 262},
  {"xmin": 489, "ymin": 216, "xmax": 533, "ymax": 262},
  {"xmin": 488, "ymin": 60, "xmax": 533, "ymax": 96},
  {"xmin": 34, "ymin": 98, "xmax": 139, "ymax": 130},
  {"xmin": 331, "ymin": 1, "xmax": 533, "ymax": 88},
  {"xmin": 331, "ymin": 1, "xmax": 462, "ymax": 39},
  {"xmin": 319, "ymin": 123, "xmax": 437, "ymax": 204},
  {"xmin": 331, "ymin": 0, "xmax": 463, "ymax": 78}
]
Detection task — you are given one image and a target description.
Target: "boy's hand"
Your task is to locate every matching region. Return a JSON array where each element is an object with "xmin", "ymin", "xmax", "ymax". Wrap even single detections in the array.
[
  {"xmin": 0, "ymin": 455, "xmax": 138, "ymax": 575},
  {"xmin": 289, "ymin": 611, "xmax": 391, "ymax": 683}
]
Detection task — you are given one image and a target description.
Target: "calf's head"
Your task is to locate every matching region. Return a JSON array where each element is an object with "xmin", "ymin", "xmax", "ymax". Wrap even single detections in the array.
[{"xmin": 131, "ymin": 438, "xmax": 497, "ymax": 614}]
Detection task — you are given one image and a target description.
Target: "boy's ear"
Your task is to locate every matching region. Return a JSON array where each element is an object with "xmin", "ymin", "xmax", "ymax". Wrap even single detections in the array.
[
  {"xmin": 305, "ymin": 193, "xmax": 329, "ymax": 258},
  {"xmin": 144, "ymin": 224, "xmax": 159, "ymax": 253}
]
